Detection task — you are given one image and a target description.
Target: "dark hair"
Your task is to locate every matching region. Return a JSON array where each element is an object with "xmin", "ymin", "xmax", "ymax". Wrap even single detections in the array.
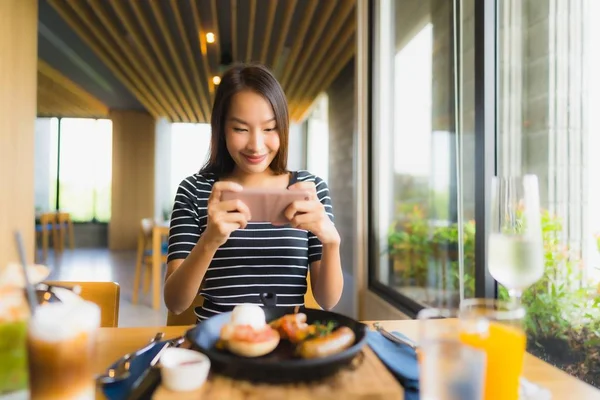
[{"xmin": 200, "ymin": 63, "xmax": 289, "ymax": 175}]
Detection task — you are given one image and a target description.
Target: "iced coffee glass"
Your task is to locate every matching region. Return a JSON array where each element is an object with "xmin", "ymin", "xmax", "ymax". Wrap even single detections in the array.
[{"xmin": 27, "ymin": 300, "xmax": 101, "ymax": 400}]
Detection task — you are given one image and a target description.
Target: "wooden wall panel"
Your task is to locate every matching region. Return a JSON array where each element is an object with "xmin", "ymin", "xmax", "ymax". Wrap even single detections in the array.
[
  {"xmin": 37, "ymin": 60, "xmax": 108, "ymax": 118},
  {"xmin": 109, "ymin": 110, "xmax": 155, "ymax": 250},
  {"xmin": 0, "ymin": 0, "xmax": 38, "ymax": 266}
]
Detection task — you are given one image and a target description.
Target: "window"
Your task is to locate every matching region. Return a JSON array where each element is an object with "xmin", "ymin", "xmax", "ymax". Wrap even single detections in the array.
[
  {"xmin": 369, "ymin": 0, "xmax": 600, "ymax": 388},
  {"xmin": 36, "ymin": 118, "xmax": 113, "ymax": 222},
  {"xmin": 370, "ymin": 0, "xmax": 476, "ymax": 312},
  {"xmin": 169, "ymin": 123, "xmax": 211, "ymax": 202},
  {"xmin": 496, "ymin": 0, "xmax": 600, "ymax": 387},
  {"xmin": 306, "ymin": 94, "xmax": 330, "ymax": 182},
  {"xmin": 35, "ymin": 117, "xmax": 59, "ymax": 212},
  {"xmin": 55, "ymin": 118, "xmax": 112, "ymax": 222}
]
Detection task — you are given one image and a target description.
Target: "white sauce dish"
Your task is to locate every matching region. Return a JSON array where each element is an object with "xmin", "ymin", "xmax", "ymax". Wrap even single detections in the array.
[{"xmin": 159, "ymin": 347, "xmax": 210, "ymax": 392}]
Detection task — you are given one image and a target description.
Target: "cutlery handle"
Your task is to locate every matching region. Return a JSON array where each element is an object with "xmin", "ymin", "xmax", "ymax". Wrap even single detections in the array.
[
  {"xmin": 128, "ymin": 342, "xmax": 170, "ymax": 397},
  {"xmin": 127, "ymin": 367, "xmax": 161, "ymax": 400}
]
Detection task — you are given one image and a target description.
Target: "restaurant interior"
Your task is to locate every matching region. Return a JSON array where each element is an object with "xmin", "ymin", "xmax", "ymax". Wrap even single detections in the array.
[{"xmin": 1, "ymin": 0, "xmax": 600, "ymax": 399}]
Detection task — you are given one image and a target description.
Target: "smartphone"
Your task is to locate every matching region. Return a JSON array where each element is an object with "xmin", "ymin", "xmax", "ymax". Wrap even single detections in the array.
[{"xmin": 221, "ymin": 188, "xmax": 311, "ymax": 225}]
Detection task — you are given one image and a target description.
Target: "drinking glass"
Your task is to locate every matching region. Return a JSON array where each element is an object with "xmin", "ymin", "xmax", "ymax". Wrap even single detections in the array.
[
  {"xmin": 0, "ymin": 286, "xmax": 30, "ymax": 396},
  {"xmin": 417, "ymin": 308, "xmax": 486, "ymax": 400},
  {"xmin": 489, "ymin": 175, "xmax": 544, "ymax": 303},
  {"xmin": 459, "ymin": 298, "xmax": 527, "ymax": 400},
  {"xmin": 27, "ymin": 300, "xmax": 101, "ymax": 400}
]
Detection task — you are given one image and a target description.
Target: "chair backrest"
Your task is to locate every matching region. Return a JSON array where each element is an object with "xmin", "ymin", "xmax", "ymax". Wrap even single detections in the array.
[
  {"xmin": 43, "ymin": 280, "xmax": 121, "ymax": 327},
  {"xmin": 305, "ymin": 272, "xmax": 320, "ymax": 309},
  {"xmin": 38, "ymin": 212, "xmax": 57, "ymax": 226},
  {"xmin": 166, "ymin": 295, "xmax": 204, "ymax": 326},
  {"xmin": 56, "ymin": 212, "xmax": 70, "ymax": 224},
  {"xmin": 140, "ymin": 218, "xmax": 154, "ymax": 236}
]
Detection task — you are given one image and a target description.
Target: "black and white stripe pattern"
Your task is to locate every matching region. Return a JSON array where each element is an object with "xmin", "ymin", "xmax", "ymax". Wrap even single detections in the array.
[{"xmin": 167, "ymin": 170, "xmax": 334, "ymax": 321}]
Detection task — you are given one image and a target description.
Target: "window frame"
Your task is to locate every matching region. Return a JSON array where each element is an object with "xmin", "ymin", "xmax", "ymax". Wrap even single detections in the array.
[{"xmin": 366, "ymin": 0, "xmax": 498, "ymax": 317}]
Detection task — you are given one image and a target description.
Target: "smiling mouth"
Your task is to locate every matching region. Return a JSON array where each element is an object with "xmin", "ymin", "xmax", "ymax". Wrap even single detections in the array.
[{"xmin": 242, "ymin": 154, "xmax": 267, "ymax": 164}]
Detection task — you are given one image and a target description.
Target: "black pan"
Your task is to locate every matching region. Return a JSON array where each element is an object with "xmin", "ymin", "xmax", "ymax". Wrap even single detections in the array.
[{"xmin": 185, "ymin": 293, "xmax": 368, "ymax": 383}]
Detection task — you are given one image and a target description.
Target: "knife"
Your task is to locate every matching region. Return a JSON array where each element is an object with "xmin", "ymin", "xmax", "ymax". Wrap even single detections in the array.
[
  {"xmin": 127, "ymin": 336, "xmax": 186, "ymax": 400},
  {"xmin": 373, "ymin": 322, "xmax": 418, "ymax": 350}
]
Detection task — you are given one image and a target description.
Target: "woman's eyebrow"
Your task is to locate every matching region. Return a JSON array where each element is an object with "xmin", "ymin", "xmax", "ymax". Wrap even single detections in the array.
[{"xmin": 229, "ymin": 117, "xmax": 276, "ymax": 125}]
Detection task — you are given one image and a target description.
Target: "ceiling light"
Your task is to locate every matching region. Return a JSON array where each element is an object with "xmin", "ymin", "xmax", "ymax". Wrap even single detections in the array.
[
  {"xmin": 206, "ymin": 32, "xmax": 215, "ymax": 43},
  {"xmin": 212, "ymin": 76, "xmax": 221, "ymax": 85}
]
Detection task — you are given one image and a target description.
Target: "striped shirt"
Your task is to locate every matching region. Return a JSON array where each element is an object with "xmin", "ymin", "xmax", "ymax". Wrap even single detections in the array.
[{"xmin": 167, "ymin": 170, "xmax": 334, "ymax": 321}]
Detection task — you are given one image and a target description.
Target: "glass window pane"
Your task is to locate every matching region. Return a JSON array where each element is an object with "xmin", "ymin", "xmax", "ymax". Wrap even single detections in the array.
[
  {"xmin": 58, "ymin": 118, "xmax": 112, "ymax": 222},
  {"xmin": 372, "ymin": 0, "xmax": 475, "ymax": 308},
  {"xmin": 59, "ymin": 118, "xmax": 96, "ymax": 221},
  {"xmin": 306, "ymin": 94, "xmax": 329, "ymax": 183},
  {"xmin": 497, "ymin": 0, "xmax": 599, "ymax": 388},
  {"xmin": 170, "ymin": 123, "xmax": 211, "ymax": 202},
  {"xmin": 93, "ymin": 119, "xmax": 112, "ymax": 223},
  {"xmin": 48, "ymin": 118, "xmax": 59, "ymax": 211}
]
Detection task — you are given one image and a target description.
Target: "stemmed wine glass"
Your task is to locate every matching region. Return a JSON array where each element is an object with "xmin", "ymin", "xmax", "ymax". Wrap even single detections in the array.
[{"xmin": 488, "ymin": 175, "xmax": 544, "ymax": 303}]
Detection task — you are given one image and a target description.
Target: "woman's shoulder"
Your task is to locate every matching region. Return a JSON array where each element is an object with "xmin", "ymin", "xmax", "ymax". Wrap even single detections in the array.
[
  {"xmin": 293, "ymin": 170, "xmax": 328, "ymax": 186},
  {"xmin": 292, "ymin": 170, "xmax": 331, "ymax": 207},
  {"xmin": 176, "ymin": 172, "xmax": 217, "ymax": 196}
]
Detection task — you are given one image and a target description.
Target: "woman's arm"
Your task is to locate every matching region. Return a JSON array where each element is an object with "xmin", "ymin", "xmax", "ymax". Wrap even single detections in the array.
[
  {"xmin": 164, "ymin": 236, "xmax": 220, "ymax": 314},
  {"xmin": 309, "ymin": 240, "xmax": 344, "ymax": 310},
  {"xmin": 287, "ymin": 177, "xmax": 343, "ymax": 310},
  {"xmin": 164, "ymin": 179, "xmax": 250, "ymax": 315}
]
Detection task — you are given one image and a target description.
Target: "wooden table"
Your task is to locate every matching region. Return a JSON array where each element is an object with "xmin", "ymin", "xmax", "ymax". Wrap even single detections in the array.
[{"xmin": 93, "ymin": 320, "xmax": 600, "ymax": 399}]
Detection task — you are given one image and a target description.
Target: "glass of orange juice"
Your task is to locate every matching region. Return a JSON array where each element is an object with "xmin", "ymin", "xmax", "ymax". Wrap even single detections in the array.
[
  {"xmin": 417, "ymin": 308, "xmax": 486, "ymax": 400},
  {"xmin": 459, "ymin": 298, "xmax": 527, "ymax": 400}
]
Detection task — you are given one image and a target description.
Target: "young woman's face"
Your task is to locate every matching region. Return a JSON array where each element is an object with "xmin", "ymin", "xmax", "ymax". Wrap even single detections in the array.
[{"xmin": 225, "ymin": 90, "xmax": 280, "ymax": 175}]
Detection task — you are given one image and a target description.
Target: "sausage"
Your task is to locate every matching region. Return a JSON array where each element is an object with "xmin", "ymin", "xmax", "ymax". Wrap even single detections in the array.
[{"xmin": 297, "ymin": 326, "xmax": 356, "ymax": 359}]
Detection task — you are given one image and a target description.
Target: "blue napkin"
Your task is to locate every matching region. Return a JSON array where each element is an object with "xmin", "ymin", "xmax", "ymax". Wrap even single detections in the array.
[
  {"xmin": 102, "ymin": 340, "xmax": 167, "ymax": 400},
  {"xmin": 366, "ymin": 330, "xmax": 419, "ymax": 400}
]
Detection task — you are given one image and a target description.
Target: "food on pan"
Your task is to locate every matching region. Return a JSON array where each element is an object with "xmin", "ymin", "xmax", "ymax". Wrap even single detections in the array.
[
  {"xmin": 218, "ymin": 304, "xmax": 280, "ymax": 358},
  {"xmin": 217, "ymin": 305, "xmax": 357, "ymax": 359},
  {"xmin": 269, "ymin": 314, "xmax": 340, "ymax": 344},
  {"xmin": 269, "ymin": 312, "xmax": 311, "ymax": 343},
  {"xmin": 295, "ymin": 326, "xmax": 356, "ymax": 359}
]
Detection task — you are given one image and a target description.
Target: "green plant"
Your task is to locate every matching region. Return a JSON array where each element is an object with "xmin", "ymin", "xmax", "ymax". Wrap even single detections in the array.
[
  {"xmin": 386, "ymin": 203, "xmax": 476, "ymax": 296},
  {"xmin": 387, "ymin": 204, "xmax": 431, "ymax": 286},
  {"xmin": 387, "ymin": 203, "xmax": 600, "ymax": 385},
  {"xmin": 499, "ymin": 211, "xmax": 600, "ymax": 386}
]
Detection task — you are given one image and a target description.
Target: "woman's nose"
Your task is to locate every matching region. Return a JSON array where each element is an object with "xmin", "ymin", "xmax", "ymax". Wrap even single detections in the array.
[{"xmin": 247, "ymin": 129, "xmax": 265, "ymax": 151}]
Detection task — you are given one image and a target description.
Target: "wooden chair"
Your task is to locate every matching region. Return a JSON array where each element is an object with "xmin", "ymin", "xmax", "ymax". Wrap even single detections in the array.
[
  {"xmin": 305, "ymin": 272, "xmax": 320, "ymax": 309},
  {"xmin": 42, "ymin": 280, "xmax": 121, "ymax": 327},
  {"xmin": 35, "ymin": 212, "xmax": 58, "ymax": 261},
  {"xmin": 132, "ymin": 218, "xmax": 168, "ymax": 309},
  {"xmin": 55, "ymin": 212, "xmax": 75, "ymax": 251},
  {"xmin": 166, "ymin": 295, "xmax": 205, "ymax": 326}
]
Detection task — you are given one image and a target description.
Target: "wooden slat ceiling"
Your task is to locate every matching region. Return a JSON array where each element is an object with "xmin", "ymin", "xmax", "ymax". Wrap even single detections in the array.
[
  {"xmin": 37, "ymin": 59, "xmax": 109, "ymax": 118},
  {"xmin": 45, "ymin": 0, "xmax": 356, "ymax": 124}
]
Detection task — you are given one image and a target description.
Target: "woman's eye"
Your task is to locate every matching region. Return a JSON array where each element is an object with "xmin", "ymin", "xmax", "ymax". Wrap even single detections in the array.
[
  {"xmin": 264, "ymin": 127, "xmax": 277, "ymax": 132},
  {"xmin": 233, "ymin": 127, "xmax": 247, "ymax": 132}
]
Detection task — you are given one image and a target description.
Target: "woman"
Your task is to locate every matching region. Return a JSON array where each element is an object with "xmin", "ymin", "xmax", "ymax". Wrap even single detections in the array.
[{"xmin": 164, "ymin": 63, "xmax": 343, "ymax": 321}]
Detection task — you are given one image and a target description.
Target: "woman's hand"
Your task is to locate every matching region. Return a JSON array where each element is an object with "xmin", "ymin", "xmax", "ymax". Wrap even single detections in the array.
[
  {"xmin": 285, "ymin": 182, "xmax": 340, "ymax": 245},
  {"xmin": 203, "ymin": 181, "xmax": 252, "ymax": 249}
]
